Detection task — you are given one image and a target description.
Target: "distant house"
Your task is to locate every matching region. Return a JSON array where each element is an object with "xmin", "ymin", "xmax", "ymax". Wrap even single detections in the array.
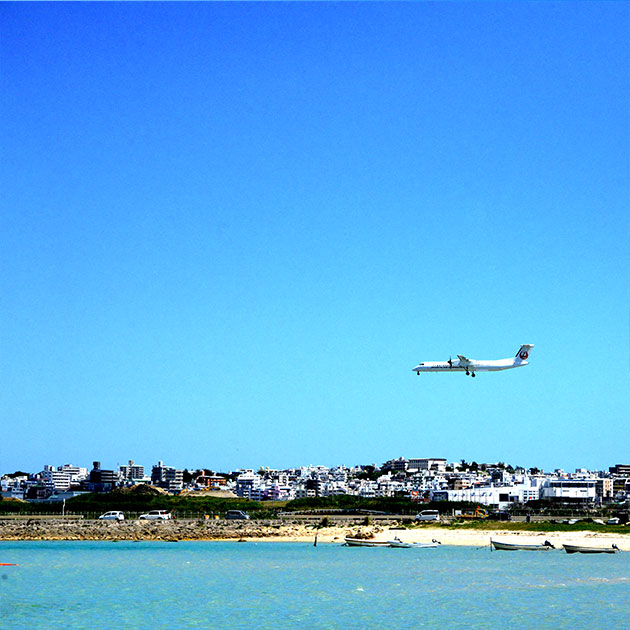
[
  {"xmin": 196, "ymin": 474, "xmax": 227, "ymax": 488},
  {"xmin": 26, "ymin": 483, "xmax": 53, "ymax": 501}
]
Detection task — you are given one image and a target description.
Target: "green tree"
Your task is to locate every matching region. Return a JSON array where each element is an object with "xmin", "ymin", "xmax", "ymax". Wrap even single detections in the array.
[{"xmin": 355, "ymin": 466, "xmax": 380, "ymax": 481}]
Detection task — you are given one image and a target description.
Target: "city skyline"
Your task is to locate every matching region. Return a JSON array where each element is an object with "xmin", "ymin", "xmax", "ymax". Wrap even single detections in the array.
[
  {"xmin": 3, "ymin": 453, "xmax": 627, "ymax": 479},
  {"xmin": 2, "ymin": 3, "xmax": 629, "ymax": 475},
  {"xmin": 4, "ymin": 455, "xmax": 627, "ymax": 513}
]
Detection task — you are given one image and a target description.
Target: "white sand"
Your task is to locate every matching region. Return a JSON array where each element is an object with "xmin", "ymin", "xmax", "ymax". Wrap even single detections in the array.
[{"xmin": 267, "ymin": 525, "xmax": 630, "ymax": 550}]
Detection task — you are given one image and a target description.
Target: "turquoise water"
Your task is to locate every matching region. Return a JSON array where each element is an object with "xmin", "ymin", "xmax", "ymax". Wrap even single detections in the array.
[{"xmin": 1, "ymin": 541, "xmax": 628, "ymax": 629}]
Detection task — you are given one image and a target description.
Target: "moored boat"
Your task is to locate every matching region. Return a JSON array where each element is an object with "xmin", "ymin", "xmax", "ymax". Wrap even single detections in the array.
[
  {"xmin": 344, "ymin": 537, "xmax": 390, "ymax": 547},
  {"xmin": 562, "ymin": 543, "xmax": 620, "ymax": 554},
  {"xmin": 387, "ymin": 537, "xmax": 441, "ymax": 548},
  {"xmin": 491, "ymin": 539, "xmax": 555, "ymax": 551}
]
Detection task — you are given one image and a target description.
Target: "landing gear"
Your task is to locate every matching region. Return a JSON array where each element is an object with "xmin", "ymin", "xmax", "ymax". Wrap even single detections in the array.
[
  {"xmin": 465, "ymin": 370, "xmax": 470, "ymax": 376},
  {"xmin": 471, "ymin": 372, "xmax": 476, "ymax": 378}
]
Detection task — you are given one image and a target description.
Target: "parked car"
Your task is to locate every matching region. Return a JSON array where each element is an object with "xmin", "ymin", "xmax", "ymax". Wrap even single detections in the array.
[
  {"xmin": 414, "ymin": 510, "xmax": 439, "ymax": 522},
  {"xmin": 225, "ymin": 510, "xmax": 250, "ymax": 520},
  {"xmin": 139, "ymin": 510, "xmax": 172, "ymax": 520},
  {"xmin": 99, "ymin": 511, "xmax": 124, "ymax": 521}
]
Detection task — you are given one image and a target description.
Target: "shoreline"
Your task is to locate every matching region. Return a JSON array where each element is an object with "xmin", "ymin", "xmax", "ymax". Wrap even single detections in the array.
[{"xmin": 1, "ymin": 520, "xmax": 628, "ymax": 549}]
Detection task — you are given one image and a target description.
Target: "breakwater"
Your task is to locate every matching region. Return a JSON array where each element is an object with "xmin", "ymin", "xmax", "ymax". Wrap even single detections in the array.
[{"xmin": 0, "ymin": 518, "xmax": 357, "ymax": 541}]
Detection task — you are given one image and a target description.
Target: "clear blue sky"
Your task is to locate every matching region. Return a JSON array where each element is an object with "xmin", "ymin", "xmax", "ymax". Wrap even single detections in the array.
[{"xmin": 1, "ymin": 3, "xmax": 628, "ymax": 475}]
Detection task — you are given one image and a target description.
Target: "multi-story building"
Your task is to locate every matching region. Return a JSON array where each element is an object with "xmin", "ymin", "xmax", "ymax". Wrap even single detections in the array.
[
  {"xmin": 120, "ymin": 460, "xmax": 146, "ymax": 481},
  {"xmin": 57, "ymin": 464, "xmax": 88, "ymax": 484},
  {"xmin": 408, "ymin": 458, "xmax": 447, "ymax": 474},
  {"xmin": 40, "ymin": 465, "xmax": 72, "ymax": 491},
  {"xmin": 382, "ymin": 457, "xmax": 408, "ymax": 472},
  {"xmin": 540, "ymin": 479, "xmax": 597, "ymax": 504},
  {"xmin": 595, "ymin": 478, "xmax": 613, "ymax": 501},
  {"xmin": 438, "ymin": 476, "xmax": 541, "ymax": 510},
  {"xmin": 0, "ymin": 474, "xmax": 28, "ymax": 499},
  {"xmin": 151, "ymin": 461, "xmax": 183, "ymax": 492},
  {"xmin": 36, "ymin": 464, "xmax": 89, "ymax": 492},
  {"xmin": 86, "ymin": 461, "xmax": 119, "ymax": 492},
  {"xmin": 235, "ymin": 470, "xmax": 260, "ymax": 499},
  {"xmin": 293, "ymin": 484, "xmax": 316, "ymax": 499},
  {"xmin": 195, "ymin": 473, "xmax": 228, "ymax": 489}
]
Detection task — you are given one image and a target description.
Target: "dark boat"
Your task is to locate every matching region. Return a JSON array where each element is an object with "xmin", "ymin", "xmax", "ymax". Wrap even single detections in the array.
[
  {"xmin": 562, "ymin": 543, "xmax": 620, "ymax": 554},
  {"xmin": 491, "ymin": 539, "xmax": 555, "ymax": 551}
]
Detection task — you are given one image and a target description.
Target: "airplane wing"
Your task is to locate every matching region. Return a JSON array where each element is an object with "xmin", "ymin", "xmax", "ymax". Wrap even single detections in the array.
[{"xmin": 457, "ymin": 355, "xmax": 472, "ymax": 365}]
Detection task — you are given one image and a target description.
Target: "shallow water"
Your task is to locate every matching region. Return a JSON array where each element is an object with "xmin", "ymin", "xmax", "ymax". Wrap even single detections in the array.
[{"xmin": 1, "ymin": 541, "xmax": 628, "ymax": 629}]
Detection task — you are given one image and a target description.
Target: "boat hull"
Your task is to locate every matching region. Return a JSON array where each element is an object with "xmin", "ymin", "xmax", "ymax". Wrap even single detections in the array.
[
  {"xmin": 562, "ymin": 544, "xmax": 619, "ymax": 554},
  {"xmin": 491, "ymin": 539, "xmax": 554, "ymax": 551},
  {"xmin": 387, "ymin": 540, "xmax": 440, "ymax": 548},
  {"xmin": 344, "ymin": 537, "xmax": 390, "ymax": 547}
]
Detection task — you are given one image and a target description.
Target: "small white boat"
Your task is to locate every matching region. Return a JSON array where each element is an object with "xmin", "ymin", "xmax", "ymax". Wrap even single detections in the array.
[
  {"xmin": 344, "ymin": 537, "xmax": 390, "ymax": 547},
  {"xmin": 491, "ymin": 539, "xmax": 555, "ymax": 551},
  {"xmin": 387, "ymin": 537, "xmax": 441, "ymax": 548},
  {"xmin": 562, "ymin": 543, "xmax": 620, "ymax": 554}
]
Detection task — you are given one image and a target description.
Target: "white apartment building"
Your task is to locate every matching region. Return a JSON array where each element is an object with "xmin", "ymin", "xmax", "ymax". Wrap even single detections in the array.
[
  {"xmin": 151, "ymin": 461, "xmax": 183, "ymax": 492},
  {"xmin": 408, "ymin": 458, "xmax": 447, "ymax": 474},
  {"xmin": 382, "ymin": 457, "xmax": 408, "ymax": 472},
  {"xmin": 58, "ymin": 464, "xmax": 89, "ymax": 483},
  {"xmin": 40, "ymin": 465, "xmax": 72, "ymax": 491},
  {"xmin": 120, "ymin": 460, "xmax": 146, "ymax": 481},
  {"xmin": 0, "ymin": 475, "xmax": 27, "ymax": 499},
  {"xmin": 443, "ymin": 480, "xmax": 541, "ymax": 510},
  {"xmin": 38, "ymin": 464, "xmax": 88, "ymax": 491},
  {"xmin": 235, "ymin": 470, "xmax": 261, "ymax": 499},
  {"xmin": 293, "ymin": 485, "xmax": 316, "ymax": 499},
  {"xmin": 540, "ymin": 479, "xmax": 597, "ymax": 503},
  {"xmin": 263, "ymin": 483, "xmax": 293, "ymax": 501},
  {"xmin": 357, "ymin": 480, "xmax": 379, "ymax": 498}
]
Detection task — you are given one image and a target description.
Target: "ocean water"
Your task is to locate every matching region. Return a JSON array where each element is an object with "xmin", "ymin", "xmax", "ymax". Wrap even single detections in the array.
[{"xmin": 0, "ymin": 541, "xmax": 628, "ymax": 629}]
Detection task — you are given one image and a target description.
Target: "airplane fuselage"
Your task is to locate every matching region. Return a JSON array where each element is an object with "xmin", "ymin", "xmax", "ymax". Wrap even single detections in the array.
[
  {"xmin": 413, "ymin": 358, "xmax": 527, "ymax": 373},
  {"xmin": 412, "ymin": 344, "xmax": 534, "ymax": 377}
]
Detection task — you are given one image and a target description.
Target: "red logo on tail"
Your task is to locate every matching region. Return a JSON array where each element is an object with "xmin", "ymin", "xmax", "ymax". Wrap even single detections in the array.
[{"xmin": 519, "ymin": 350, "xmax": 528, "ymax": 360}]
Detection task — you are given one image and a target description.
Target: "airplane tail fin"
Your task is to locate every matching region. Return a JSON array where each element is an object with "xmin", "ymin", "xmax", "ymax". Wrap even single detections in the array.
[{"xmin": 515, "ymin": 344, "xmax": 534, "ymax": 361}]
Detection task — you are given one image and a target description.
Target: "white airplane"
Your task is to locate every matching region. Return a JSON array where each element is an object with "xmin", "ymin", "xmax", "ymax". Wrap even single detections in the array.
[{"xmin": 412, "ymin": 344, "xmax": 534, "ymax": 378}]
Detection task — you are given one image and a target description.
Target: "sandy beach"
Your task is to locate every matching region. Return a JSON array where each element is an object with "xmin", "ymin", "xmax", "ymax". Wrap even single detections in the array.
[
  {"xmin": 0, "ymin": 519, "xmax": 628, "ymax": 550},
  {"xmin": 337, "ymin": 526, "xmax": 630, "ymax": 550}
]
